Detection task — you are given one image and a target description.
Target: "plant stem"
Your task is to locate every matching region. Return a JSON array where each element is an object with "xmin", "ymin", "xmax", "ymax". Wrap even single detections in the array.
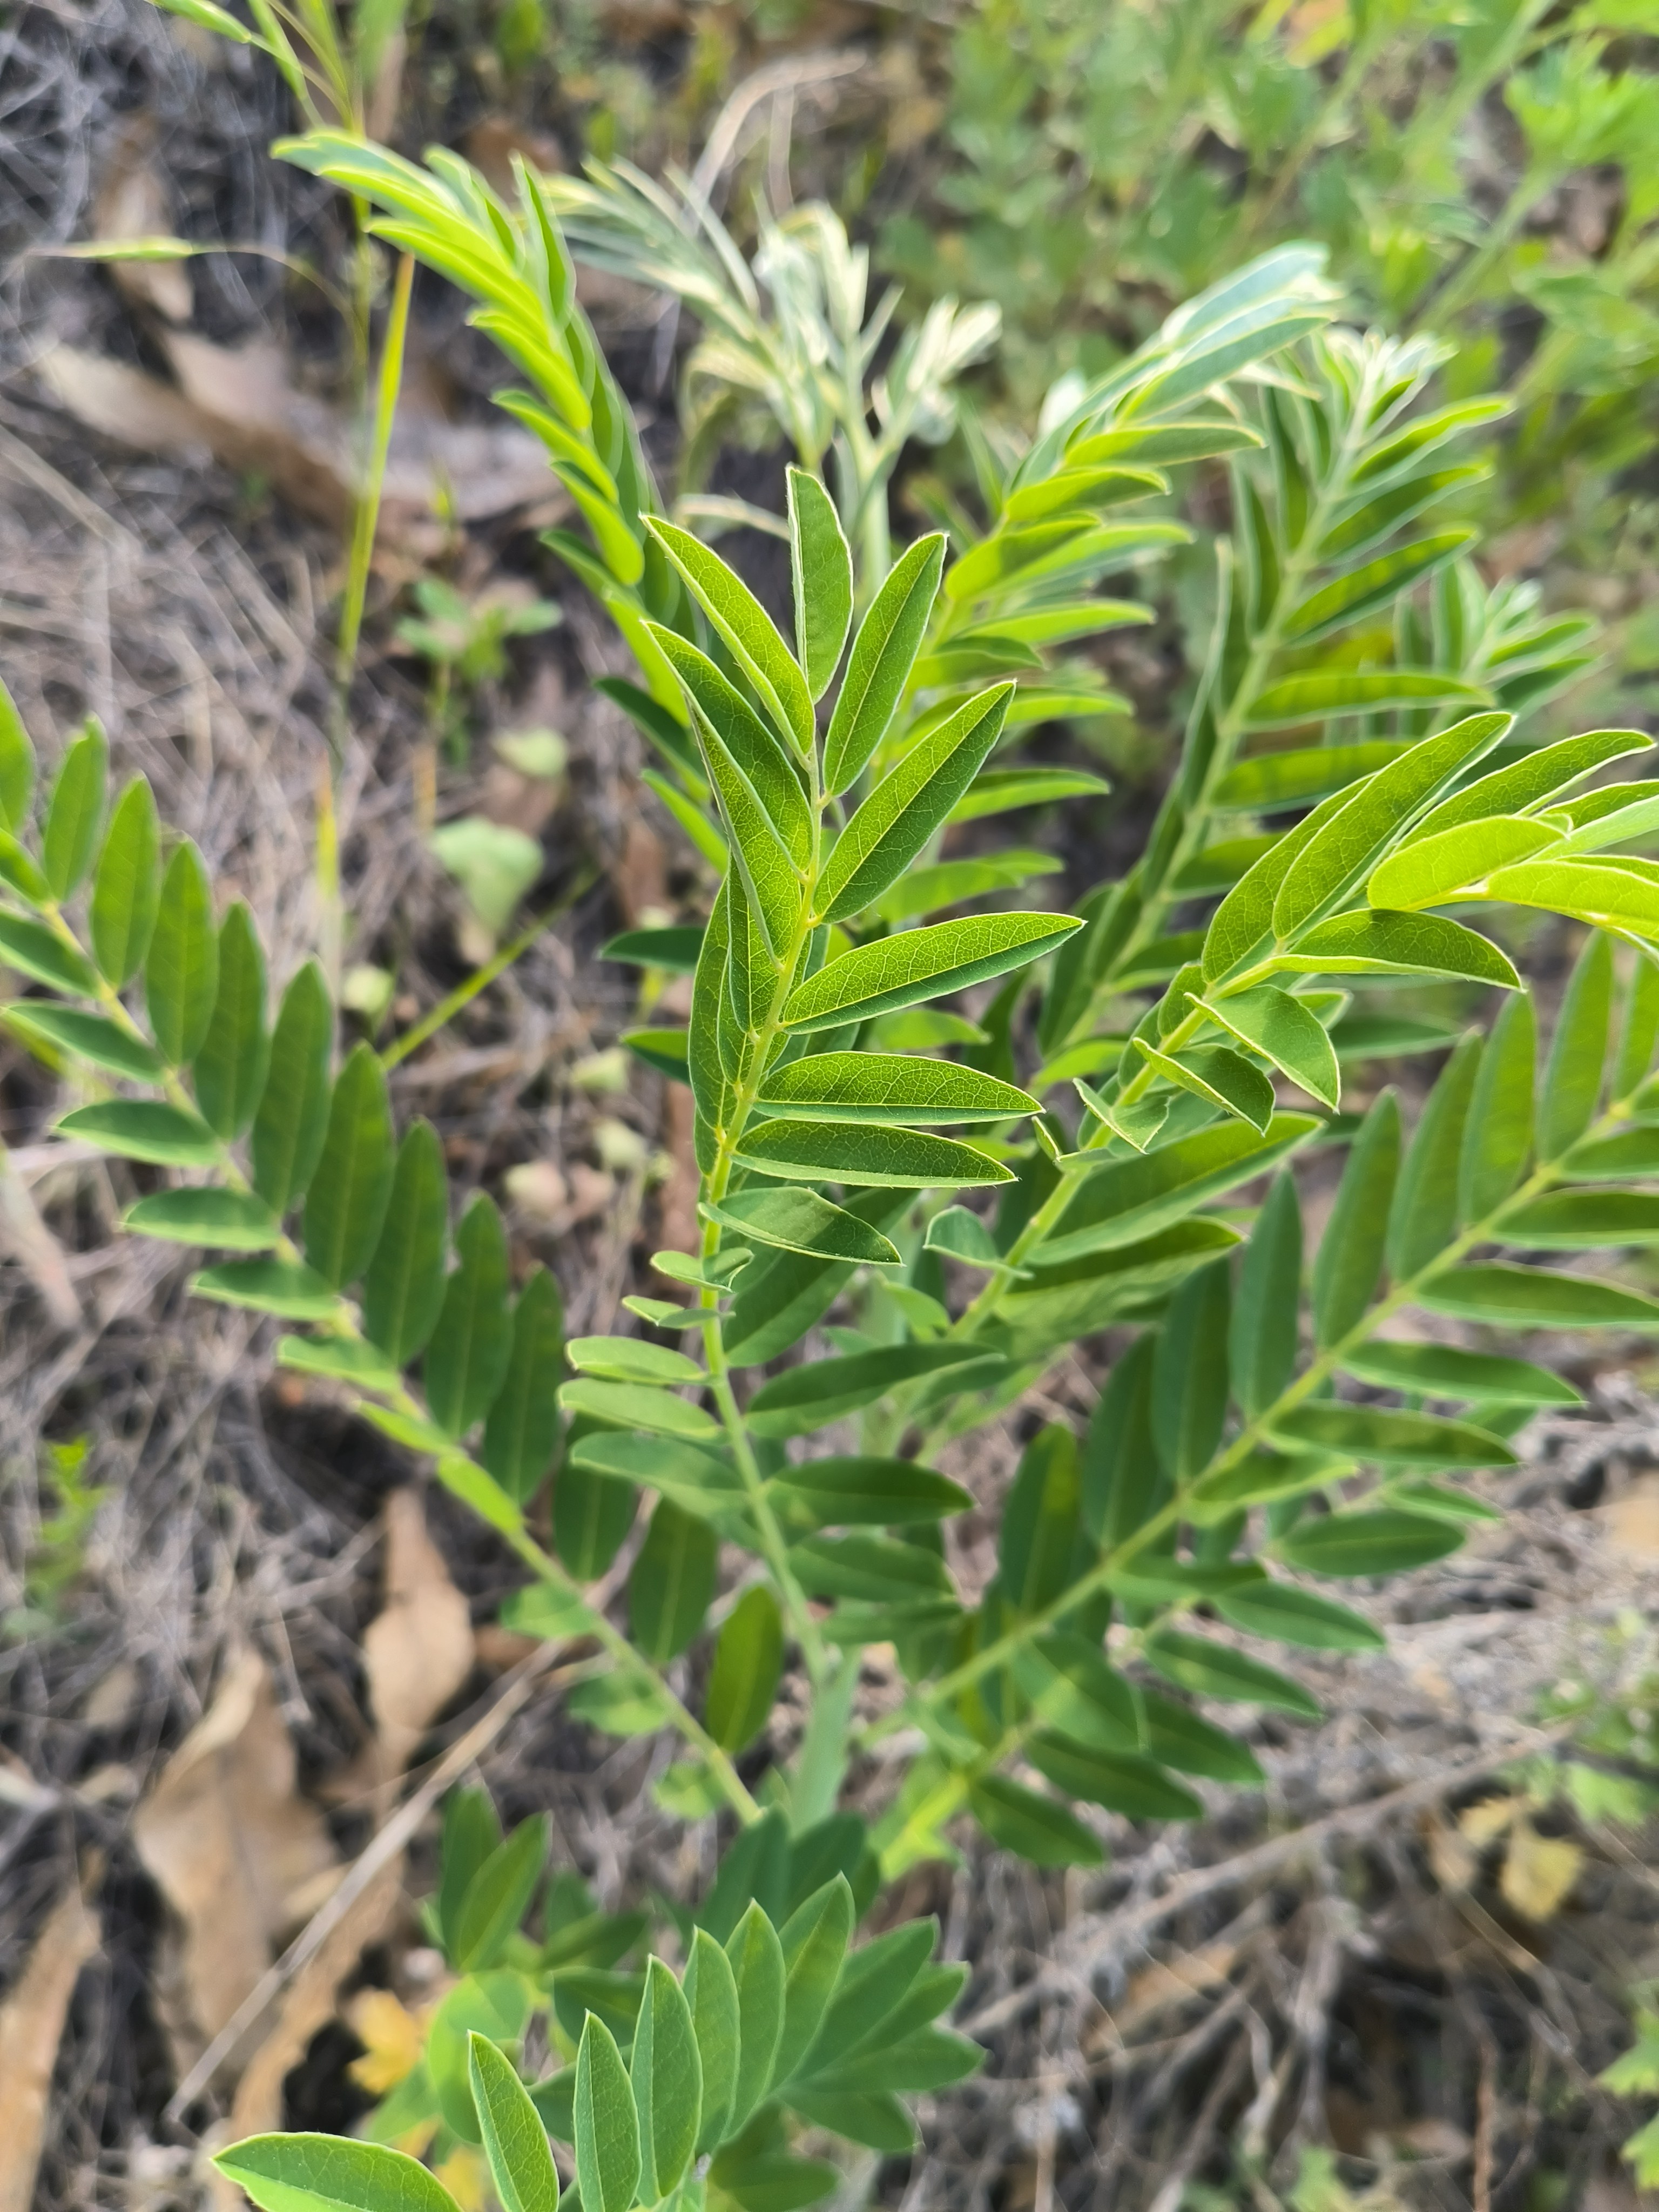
[{"xmin": 333, "ymin": 248, "xmax": 415, "ymax": 761}]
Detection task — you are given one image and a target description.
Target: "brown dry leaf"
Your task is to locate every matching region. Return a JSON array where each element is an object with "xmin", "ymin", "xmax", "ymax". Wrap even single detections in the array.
[
  {"xmin": 132, "ymin": 1646, "xmax": 338, "ymax": 2065},
  {"xmin": 1392, "ymin": 2117, "xmax": 1472, "ymax": 2162},
  {"xmin": 92, "ymin": 117, "xmax": 193, "ymax": 323},
  {"xmin": 37, "ymin": 334, "xmax": 560, "ymax": 549},
  {"xmin": 362, "ymin": 1488, "xmax": 475, "ymax": 1778},
  {"xmin": 1119, "ymin": 1939, "xmax": 1237, "ymax": 2031},
  {"xmin": 1424, "ymin": 1814, "xmax": 1478, "ymax": 1896},
  {"xmin": 1500, "ymin": 1819, "xmax": 1583, "ymax": 1924},
  {"xmin": 1601, "ymin": 1478, "xmax": 1659, "ymax": 1560},
  {"xmin": 0, "ymin": 1880, "xmax": 99, "ymax": 2212},
  {"xmin": 1457, "ymin": 1795, "xmax": 1516, "ymax": 1849}
]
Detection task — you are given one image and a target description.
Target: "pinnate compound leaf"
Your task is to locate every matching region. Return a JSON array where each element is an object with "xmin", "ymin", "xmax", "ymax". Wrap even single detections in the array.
[
  {"xmin": 42, "ymin": 721, "xmax": 107, "ymax": 899},
  {"xmin": 788, "ymin": 467, "xmax": 853, "ymax": 700},
  {"xmin": 90, "ymin": 778, "xmax": 160, "ymax": 985},
  {"xmin": 1367, "ymin": 817, "xmax": 1561, "ymax": 909},
  {"xmin": 1272, "ymin": 909, "xmax": 1520, "ymax": 988},
  {"xmin": 1277, "ymin": 1508, "xmax": 1465, "ymax": 1576},
  {"xmin": 705, "ymin": 1186, "xmax": 901, "ymax": 1265},
  {"xmin": 757, "ymin": 1052, "xmax": 1038, "ymax": 1125},
  {"xmin": 362, "ymin": 1120, "xmax": 448, "ymax": 1366},
  {"xmin": 193, "ymin": 903, "xmax": 269, "ymax": 1138},
  {"xmin": 734, "ymin": 1119, "xmax": 1011, "ymax": 1188},
  {"xmin": 632, "ymin": 1957, "xmax": 703, "ymax": 2200},
  {"xmin": 304, "ymin": 1043, "xmax": 395, "ymax": 1287},
  {"xmin": 1311, "ymin": 1089, "xmax": 1399, "ymax": 1345},
  {"xmin": 212, "ymin": 2133, "xmax": 463, "ymax": 2212},
  {"xmin": 251, "ymin": 961, "xmax": 333, "ymax": 1214},
  {"xmin": 707, "ymin": 1586, "xmax": 784, "ymax": 1754},
  {"xmin": 58, "ymin": 1098, "xmax": 219, "ymax": 1166},
  {"xmin": 1144, "ymin": 1629, "xmax": 1322, "ymax": 1717},
  {"xmin": 574, "ymin": 2014, "xmax": 641, "ymax": 2212},
  {"xmin": 424, "ymin": 1194, "xmax": 511, "ymax": 1437},
  {"xmin": 782, "ymin": 912, "xmax": 1082, "ymax": 1033},
  {"xmin": 723, "ymin": 1903, "xmax": 787, "ymax": 2129},
  {"xmin": 645, "ymin": 517, "xmax": 814, "ymax": 752},
  {"xmin": 815, "ymin": 685, "xmax": 1013, "ymax": 923},
  {"xmin": 824, "ymin": 535, "xmax": 946, "ymax": 793},
  {"xmin": 468, "ymin": 2033, "xmax": 560, "ymax": 2212}
]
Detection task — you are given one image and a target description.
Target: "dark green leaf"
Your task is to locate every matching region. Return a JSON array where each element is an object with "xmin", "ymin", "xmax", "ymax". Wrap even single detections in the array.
[
  {"xmin": 999, "ymin": 1424, "xmax": 1085, "ymax": 1614},
  {"xmin": 757, "ymin": 1052, "xmax": 1037, "ymax": 1125},
  {"xmin": 193, "ymin": 903, "xmax": 269, "ymax": 1138},
  {"xmin": 424, "ymin": 1194, "xmax": 512, "ymax": 1438},
  {"xmin": 1270, "ymin": 1401, "xmax": 1516, "ymax": 1467},
  {"xmin": 748, "ymin": 1344, "xmax": 985, "ymax": 1439},
  {"xmin": 41, "ymin": 722, "xmax": 106, "ymax": 899},
  {"xmin": 1459, "ymin": 989, "xmax": 1534, "ymax": 1222},
  {"xmin": 1231, "ymin": 1171, "xmax": 1301, "ymax": 1417},
  {"xmin": 144, "ymin": 841, "xmax": 219, "ymax": 1065},
  {"xmin": 453, "ymin": 1817, "xmax": 549, "ymax": 1971},
  {"xmin": 1388, "ymin": 1032, "xmax": 1481, "ymax": 1278},
  {"xmin": 1278, "ymin": 1508, "xmax": 1464, "ymax": 1576},
  {"xmin": 559, "ymin": 1377, "xmax": 720, "ymax": 1441},
  {"xmin": 1215, "ymin": 1581, "xmax": 1385, "ymax": 1650},
  {"xmin": 685, "ymin": 1927, "xmax": 740, "ymax": 2153},
  {"xmin": 629, "ymin": 1499, "xmax": 717, "ymax": 1662},
  {"xmin": 89, "ymin": 778, "xmax": 160, "ymax": 984},
  {"xmin": 1499, "ymin": 1189, "xmax": 1659, "ymax": 1245},
  {"xmin": 482, "ymin": 1267, "xmax": 564, "ymax": 1502},
  {"xmin": 1539, "ymin": 930, "xmax": 1613, "ymax": 1160},
  {"xmin": 1152, "ymin": 1259, "xmax": 1231, "ymax": 1479},
  {"xmin": 648, "ymin": 626, "xmax": 811, "ymax": 865},
  {"xmin": 705, "ymin": 1186, "xmax": 901, "ymax": 1265},
  {"xmin": 706, "ymin": 1586, "xmax": 784, "ymax": 1753},
  {"xmin": 968, "ymin": 1775, "xmax": 1103, "ymax": 1866},
  {"xmin": 788, "ymin": 467, "xmax": 853, "ymax": 700},
  {"xmin": 58, "ymin": 1098, "xmax": 219, "ymax": 1166},
  {"xmin": 1421, "ymin": 1263, "xmax": 1659, "ymax": 1329},
  {"xmin": 0, "ymin": 912, "xmax": 95, "ymax": 994},
  {"xmin": 769, "ymin": 1456, "xmax": 972, "ymax": 1527},
  {"xmin": 191, "ymin": 1257, "xmax": 341, "ymax": 1319},
  {"xmin": 1037, "ymin": 1113, "xmax": 1317, "ymax": 1266},
  {"xmin": 1026, "ymin": 1735, "xmax": 1203, "ymax": 1820},
  {"xmin": 124, "ymin": 1188, "xmax": 280, "ymax": 1250},
  {"xmin": 1340, "ymin": 1340, "xmax": 1578, "ymax": 1404},
  {"xmin": 734, "ymin": 1119, "xmax": 1011, "ymax": 1188},
  {"xmin": 555, "ymin": 1458, "xmax": 638, "ymax": 1580},
  {"xmin": 4, "ymin": 1003, "xmax": 160, "ymax": 1082},
  {"xmin": 724, "ymin": 1904, "xmax": 787, "ymax": 2130},
  {"xmin": 303, "ymin": 1043, "xmax": 394, "ymax": 1287},
  {"xmin": 774, "ymin": 1877, "xmax": 853, "ymax": 2082},
  {"xmin": 603, "ymin": 926, "xmax": 705, "ymax": 974},
  {"xmin": 574, "ymin": 2014, "xmax": 641, "ymax": 2212},
  {"xmin": 0, "ymin": 676, "xmax": 36, "ymax": 832},
  {"xmin": 1142, "ymin": 1692, "xmax": 1264, "ymax": 1784},
  {"xmin": 362, "ymin": 1120, "xmax": 448, "ymax": 1366},
  {"xmin": 645, "ymin": 517, "xmax": 814, "ymax": 753},
  {"xmin": 1144, "ymin": 1629, "xmax": 1321, "ymax": 1716},
  {"xmin": 250, "ymin": 961, "xmax": 333, "ymax": 1213}
]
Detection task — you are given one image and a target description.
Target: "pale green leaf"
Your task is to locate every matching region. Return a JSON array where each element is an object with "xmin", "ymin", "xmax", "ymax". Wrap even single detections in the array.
[{"xmin": 788, "ymin": 467, "xmax": 853, "ymax": 700}]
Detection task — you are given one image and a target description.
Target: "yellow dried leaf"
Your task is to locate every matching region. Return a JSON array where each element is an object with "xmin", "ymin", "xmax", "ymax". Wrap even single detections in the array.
[
  {"xmin": 347, "ymin": 1988, "xmax": 428, "ymax": 2094},
  {"xmin": 1424, "ymin": 1816, "xmax": 1476, "ymax": 1896},
  {"xmin": 434, "ymin": 2146, "xmax": 489, "ymax": 2212},
  {"xmin": 1457, "ymin": 1795, "xmax": 1515, "ymax": 1849},
  {"xmin": 1500, "ymin": 1819, "xmax": 1583, "ymax": 1924}
]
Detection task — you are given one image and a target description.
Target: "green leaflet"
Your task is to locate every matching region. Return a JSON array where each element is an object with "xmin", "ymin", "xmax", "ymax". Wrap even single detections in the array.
[
  {"xmin": 5, "ymin": 1003, "xmax": 161, "ymax": 1083},
  {"xmin": 1366, "ymin": 817, "xmax": 1562, "ymax": 909},
  {"xmin": 1201, "ymin": 782, "xmax": 1371, "ymax": 983},
  {"xmin": 968, "ymin": 1775, "xmax": 1103, "ymax": 1867},
  {"xmin": 1213, "ymin": 741, "xmax": 1401, "ymax": 813},
  {"xmin": 124, "ymin": 1188, "xmax": 280, "ymax": 1250},
  {"xmin": 632, "ymin": 1958, "xmax": 703, "ymax": 2201},
  {"xmin": 469, "ymin": 2034, "xmax": 561, "ymax": 2212},
  {"xmin": 733, "ymin": 1119, "xmax": 1012, "ymax": 1188},
  {"xmin": 559, "ymin": 1378, "xmax": 721, "ymax": 1441},
  {"xmin": 1271, "ymin": 713, "xmax": 1509, "ymax": 940},
  {"xmin": 788, "ymin": 467, "xmax": 853, "ymax": 700},
  {"xmin": 1283, "ymin": 529, "xmax": 1479, "ymax": 644},
  {"xmin": 1420, "ymin": 1264, "xmax": 1659, "ymax": 1329},
  {"xmin": 1246, "ymin": 671, "xmax": 1489, "ymax": 727},
  {"xmin": 1538, "ymin": 930, "xmax": 1612, "ymax": 1161},
  {"xmin": 303, "ymin": 1043, "xmax": 395, "ymax": 1288},
  {"xmin": 574, "ymin": 2015, "xmax": 641, "ymax": 2212},
  {"xmin": 724, "ymin": 1901, "xmax": 787, "ymax": 2125},
  {"xmin": 1143, "ymin": 1629, "xmax": 1322, "ymax": 1718},
  {"xmin": 1387, "ymin": 1031, "xmax": 1481, "ymax": 1279},
  {"xmin": 362, "ymin": 1121, "xmax": 448, "ymax": 1366},
  {"xmin": 947, "ymin": 766, "xmax": 1112, "ymax": 823},
  {"xmin": 768, "ymin": 1456, "xmax": 973, "ymax": 1527},
  {"xmin": 823, "ymin": 535, "xmax": 947, "ymax": 793},
  {"xmin": 1499, "ymin": 1190, "xmax": 1659, "ymax": 1245},
  {"xmin": 814, "ymin": 685, "xmax": 1013, "ymax": 923},
  {"xmin": 756, "ymin": 1053, "xmax": 1038, "ymax": 1125},
  {"xmin": 1036, "ymin": 1114, "xmax": 1317, "ymax": 1266},
  {"xmin": 1341, "ymin": 1339, "xmax": 1578, "ymax": 1404},
  {"xmin": 1152, "ymin": 1260, "xmax": 1231, "ymax": 1480},
  {"xmin": 250, "ymin": 961, "xmax": 333, "ymax": 1214},
  {"xmin": 212, "ymin": 2135, "xmax": 463, "ymax": 2212},
  {"xmin": 694, "ymin": 708, "xmax": 804, "ymax": 959},
  {"xmin": 480, "ymin": 1267, "xmax": 563, "ymax": 1502},
  {"xmin": 1230, "ymin": 1171, "xmax": 1301, "ymax": 1417},
  {"xmin": 569, "ymin": 1336, "xmax": 702, "ymax": 1384},
  {"xmin": 0, "ymin": 675, "xmax": 35, "ymax": 830},
  {"xmin": 1485, "ymin": 856, "xmax": 1659, "ymax": 934},
  {"xmin": 685, "ymin": 1930, "xmax": 741, "ymax": 2154},
  {"xmin": 58, "ymin": 1098, "xmax": 220, "ymax": 1166},
  {"xmin": 425, "ymin": 1195, "xmax": 512, "ymax": 1438},
  {"xmin": 645, "ymin": 517, "xmax": 814, "ymax": 753},
  {"xmin": 1271, "ymin": 909, "xmax": 1520, "ymax": 987},
  {"xmin": 89, "ymin": 777, "xmax": 160, "ymax": 985},
  {"xmin": 1026, "ymin": 1737, "xmax": 1202, "ymax": 1821},
  {"xmin": 629, "ymin": 1500, "xmax": 717, "ymax": 1661},
  {"xmin": 1132, "ymin": 1037, "xmax": 1276, "ymax": 1132},
  {"xmin": 1413, "ymin": 729, "xmax": 1651, "ymax": 840},
  {"xmin": 999, "ymin": 1424, "xmax": 1085, "ymax": 1613},
  {"xmin": 1269, "ymin": 1402, "xmax": 1516, "ymax": 1467},
  {"xmin": 42, "ymin": 722, "xmax": 106, "ymax": 900},
  {"xmin": 450, "ymin": 1819, "xmax": 549, "ymax": 1971},
  {"xmin": 1460, "ymin": 990, "xmax": 1535, "ymax": 1221},
  {"xmin": 191, "ymin": 1257, "xmax": 342, "ymax": 1319},
  {"xmin": 145, "ymin": 840, "xmax": 220, "ymax": 1067},
  {"xmin": 1216, "ymin": 1577, "xmax": 1385, "ymax": 1652},
  {"xmin": 1312, "ymin": 1089, "xmax": 1399, "ymax": 1346},
  {"xmin": 646, "ymin": 626, "xmax": 811, "ymax": 865},
  {"xmin": 193, "ymin": 904, "xmax": 269, "ymax": 1138},
  {"xmin": 781, "ymin": 912, "xmax": 1082, "ymax": 1032},
  {"xmin": 1277, "ymin": 1509, "xmax": 1464, "ymax": 1576},
  {"xmin": 750, "ymin": 1344, "xmax": 985, "ymax": 1439},
  {"xmin": 1202, "ymin": 984, "xmax": 1339, "ymax": 1109},
  {"xmin": 708, "ymin": 1587, "xmax": 785, "ymax": 1755},
  {"xmin": 704, "ymin": 1187, "xmax": 902, "ymax": 1265},
  {"xmin": 774, "ymin": 1877, "xmax": 854, "ymax": 2082}
]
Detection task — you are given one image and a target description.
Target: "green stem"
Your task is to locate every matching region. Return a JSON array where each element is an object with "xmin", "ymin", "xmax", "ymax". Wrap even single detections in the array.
[
  {"xmin": 333, "ymin": 247, "xmax": 414, "ymax": 762},
  {"xmin": 860, "ymin": 1078, "xmax": 1647, "ymax": 1756}
]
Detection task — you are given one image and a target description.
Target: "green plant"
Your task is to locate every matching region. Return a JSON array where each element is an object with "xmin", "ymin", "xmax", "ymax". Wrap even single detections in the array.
[
  {"xmin": 2, "ymin": 1435, "xmax": 105, "ymax": 1640},
  {"xmin": 21, "ymin": 117, "xmax": 1659, "ymax": 2209},
  {"xmin": 395, "ymin": 576, "xmax": 564, "ymax": 762}
]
